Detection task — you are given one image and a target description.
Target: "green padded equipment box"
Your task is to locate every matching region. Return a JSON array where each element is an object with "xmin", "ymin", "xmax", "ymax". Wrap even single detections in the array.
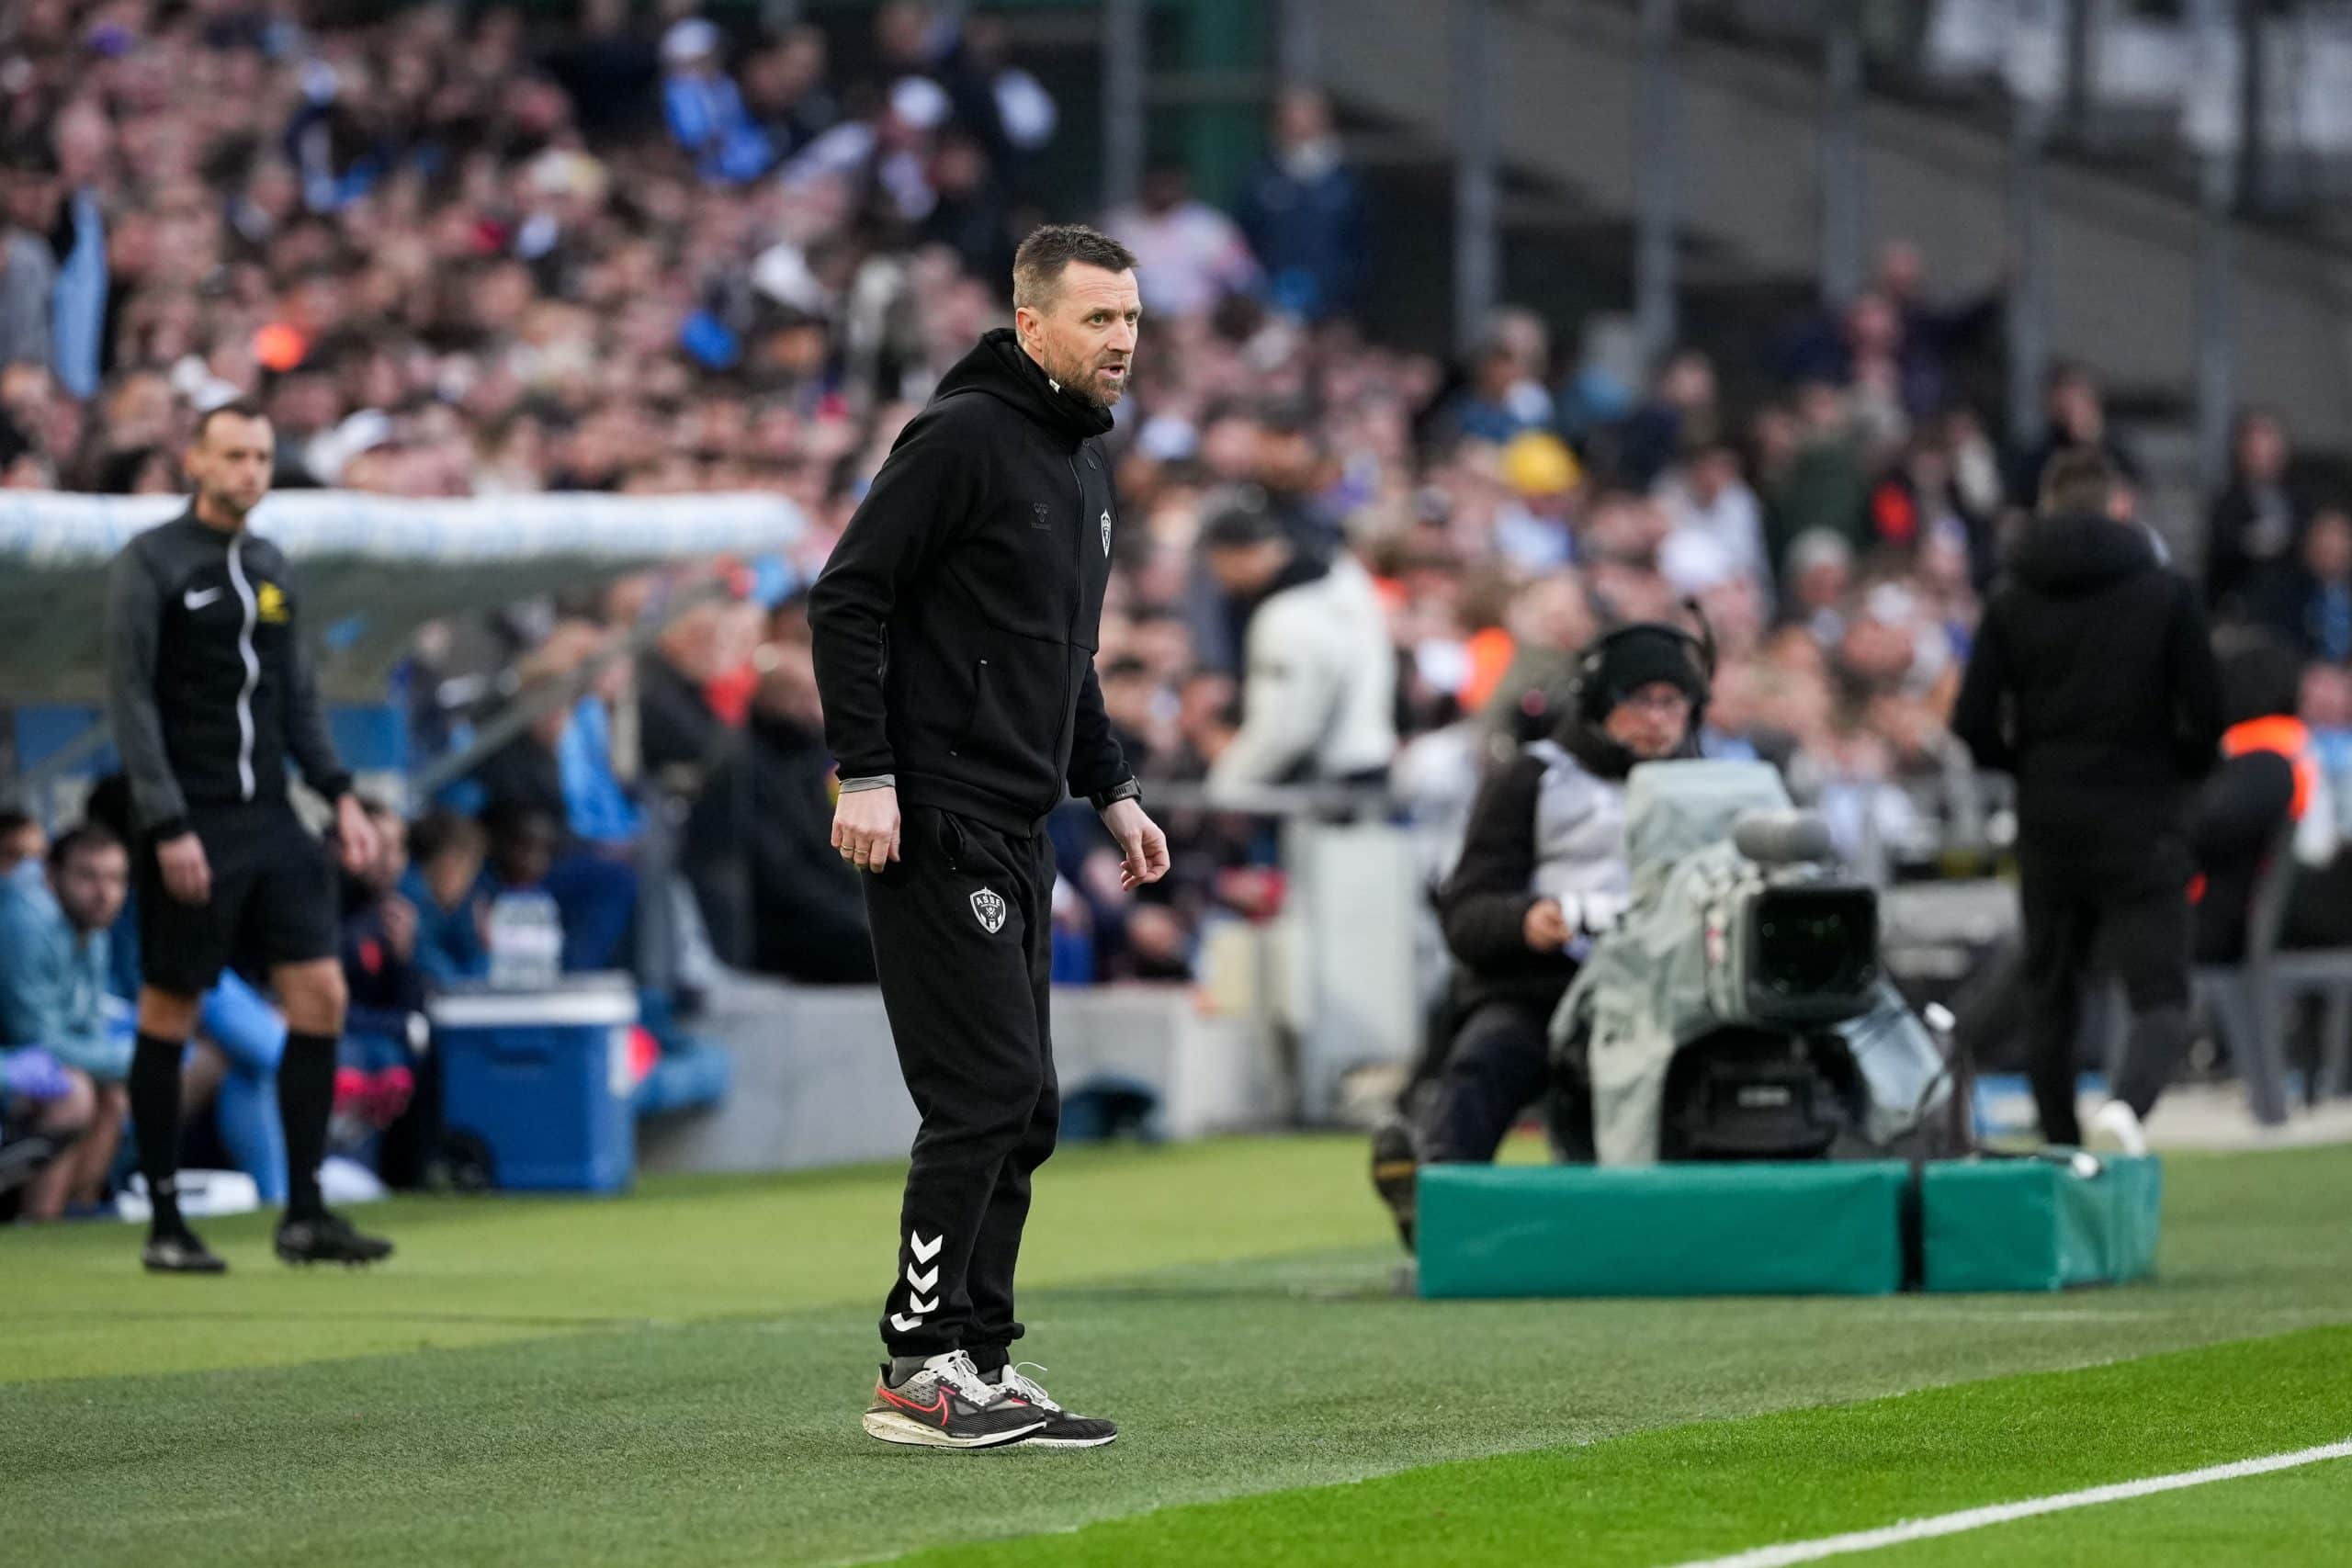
[
  {"xmin": 1920, "ymin": 1155, "xmax": 2162, "ymax": 1292},
  {"xmin": 1416, "ymin": 1161, "xmax": 1910, "ymax": 1299}
]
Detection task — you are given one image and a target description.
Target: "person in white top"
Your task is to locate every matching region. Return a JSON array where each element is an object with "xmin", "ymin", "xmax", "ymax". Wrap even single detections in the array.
[
  {"xmin": 1654, "ymin": 438, "xmax": 1770, "ymax": 595},
  {"xmin": 1104, "ymin": 164, "xmax": 1261, "ymax": 321},
  {"xmin": 1198, "ymin": 502, "xmax": 1397, "ymax": 799}
]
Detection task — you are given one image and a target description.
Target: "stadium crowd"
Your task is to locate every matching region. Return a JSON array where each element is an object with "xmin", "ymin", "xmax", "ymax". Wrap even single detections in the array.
[{"xmin": 8, "ymin": 0, "xmax": 2352, "ymax": 1211}]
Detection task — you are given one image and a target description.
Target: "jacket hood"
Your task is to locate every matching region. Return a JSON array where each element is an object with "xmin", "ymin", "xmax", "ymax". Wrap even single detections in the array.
[
  {"xmin": 2007, "ymin": 513, "xmax": 2158, "ymax": 593},
  {"xmin": 933, "ymin": 327, "xmax": 1116, "ymax": 443}
]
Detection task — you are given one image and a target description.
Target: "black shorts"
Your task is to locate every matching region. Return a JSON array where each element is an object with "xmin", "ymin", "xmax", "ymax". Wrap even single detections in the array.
[{"xmin": 137, "ymin": 799, "xmax": 339, "ymax": 998}]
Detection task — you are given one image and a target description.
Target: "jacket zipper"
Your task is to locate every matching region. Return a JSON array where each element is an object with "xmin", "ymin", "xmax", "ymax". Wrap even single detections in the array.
[
  {"xmin": 1059, "ymin": 450, "xmax": 1087, "ymax": 778},
  {"xmin": 225, "ymin": 541, "xmax": 260, "ymax": 801}
]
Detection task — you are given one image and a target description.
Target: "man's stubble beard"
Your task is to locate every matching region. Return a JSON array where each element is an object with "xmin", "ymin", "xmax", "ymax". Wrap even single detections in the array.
[
  {"xmin": 1043, "ymin": 340, "xmax": 1121, "ymax": 414},
  {"xmin": 205, "ymin": 484, "xmax": 262, "ymax": 522}
]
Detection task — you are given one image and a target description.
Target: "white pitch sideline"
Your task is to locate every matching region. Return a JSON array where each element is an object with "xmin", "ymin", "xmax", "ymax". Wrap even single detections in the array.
[{"xmin": 1661, "ymin": 1438, "xmax": 2352, "ymax": 1568}]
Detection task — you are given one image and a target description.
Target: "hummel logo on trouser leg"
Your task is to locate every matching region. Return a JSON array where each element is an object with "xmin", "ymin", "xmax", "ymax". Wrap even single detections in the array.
[{"xmin": 891, "ymin": 1232, "xmax": 945, "ymax": 1333}]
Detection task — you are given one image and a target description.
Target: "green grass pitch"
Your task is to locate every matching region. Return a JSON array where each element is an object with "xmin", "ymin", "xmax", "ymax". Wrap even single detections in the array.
[{"xmin": 6, "ymin": 1136, "xmax": 2350, "ymax": 1566}]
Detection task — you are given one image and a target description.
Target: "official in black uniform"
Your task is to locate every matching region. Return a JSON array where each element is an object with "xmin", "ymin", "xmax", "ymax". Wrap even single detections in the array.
[
  {"xmin": 104, "ymin": 401, "xmax": 393, "ymax": 1273},
  {"xmin": 1952, "ymin": 449, "xmax": 2224, "ymax": 1152},
  {"xmin": 810, "ymin": 225, "xmax": 1170, "ymax": 1450}
]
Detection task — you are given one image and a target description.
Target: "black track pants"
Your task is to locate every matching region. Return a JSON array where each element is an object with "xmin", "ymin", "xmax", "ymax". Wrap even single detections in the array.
[
  {"xmin": 2020, "ymin": 875, "xmax": 2193, "ymax": 1145},
  {"xmin": 865, "ymin": 805, "xmax": 1058, "ymax": 1361}
]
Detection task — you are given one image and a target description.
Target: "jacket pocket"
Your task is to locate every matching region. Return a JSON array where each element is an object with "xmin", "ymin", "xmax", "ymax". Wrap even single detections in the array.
[
  {"xmin": 944, "ymin": 637, "xmax": 1067, "ymax": 811},
  {"xmin": 949, "ymin": 658, "xmax": 992, "ymax": 757}
]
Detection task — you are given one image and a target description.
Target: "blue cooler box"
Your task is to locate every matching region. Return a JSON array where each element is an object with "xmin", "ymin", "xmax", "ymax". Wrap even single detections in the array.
[{"xmin": 430, "ymin": 980, "xmax": 638, "ymax": 1193}]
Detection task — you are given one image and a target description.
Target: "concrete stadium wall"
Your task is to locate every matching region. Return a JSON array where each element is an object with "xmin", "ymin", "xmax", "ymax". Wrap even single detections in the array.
[
  {"xmin": 1307, "ymin": 0, "xmax": 2352, "ymax": 445},
  {"xmin": 637, "ymin": 975, "xmax": 1282, "ymax": 1175}
]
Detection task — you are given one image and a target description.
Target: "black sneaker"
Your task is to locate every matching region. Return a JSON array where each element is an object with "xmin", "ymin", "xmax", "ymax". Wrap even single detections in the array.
[
  {"xmin": 992, "ymin": 1364, "xmax": 1118, "ymax": 1449},
  {"xmin": 1371, "ymin": 1117, "xmax": 1420, "ymax": 1250},
  {"xmin": 276, "ymin": 1212, "xmax": 395, "ymax": 1267},
  {"xmin": 142, "ymin": 1231, "xmax": 228, "ymax": 1275},
  {"xmin": 862, "ymin": 1350, "xmax": 1047, "ymax": 1450}
]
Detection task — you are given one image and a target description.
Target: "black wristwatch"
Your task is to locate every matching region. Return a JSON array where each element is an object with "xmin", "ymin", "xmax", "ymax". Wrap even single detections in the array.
[{"xmin": 1090, "ymin": 778, "xmax": 1143, "ymax": 814}]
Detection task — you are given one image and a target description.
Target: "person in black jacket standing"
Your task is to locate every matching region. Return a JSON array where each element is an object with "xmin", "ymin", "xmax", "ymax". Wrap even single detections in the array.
[
  {"xmin": 809, "ymin": 225, "xmax": 1169, "ymax": 1451},
  {"xmin": 104, "ymin": 400, "xmax": 392, "ymax": 1273},
  {"xmin": 1952, "ymin": 450, "xmax": 2225, "ymax": 1154},
  {"xmin": 1371, "ymin": 622, "xmax": 1710, "ymax": 1247}
]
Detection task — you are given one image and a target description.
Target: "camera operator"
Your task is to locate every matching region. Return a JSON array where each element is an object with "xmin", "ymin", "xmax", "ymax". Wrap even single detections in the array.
[{"xmin": 1372, "ymin": 622, "xmax": 1710, "ymax": 1245}]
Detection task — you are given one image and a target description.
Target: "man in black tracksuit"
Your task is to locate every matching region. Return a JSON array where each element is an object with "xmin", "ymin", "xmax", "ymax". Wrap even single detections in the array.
[
  {"xmin": 810, "ymin": 226, "xmax": 1170, "ymax": 1451},
  {"xmin": 104, "ymin": 400, "xmax": 393, "ymax": 1273},
  {"xmin": 1952, "ymin": 449, "xmax": 2224, "ymax": 1151}
]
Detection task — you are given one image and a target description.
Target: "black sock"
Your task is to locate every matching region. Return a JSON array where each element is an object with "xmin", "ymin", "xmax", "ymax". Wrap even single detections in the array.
[
  {"xmin": 965, "ymin": 1345, "xmax": 1011, "ymax": 1378},
  {"xmin": 279, "ymin": 1032, "xmax": 339, "ymax": 1223},
  {"xmin": 130, "ymin": 1032, "xmax": 187, "ymax": 1237}
]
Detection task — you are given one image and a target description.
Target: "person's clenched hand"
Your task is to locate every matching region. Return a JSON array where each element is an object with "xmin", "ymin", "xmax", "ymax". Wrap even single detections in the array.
[
  {"xmin": 831, "ymin": 785, "xmax": 901, "ymax": 874},
  {"xmin": 155, "ymin": 832, "xmax": 211, "ymax": 906},
  {"xmin": 1102, "ymin": 798, "xmax": 1170, "ymax": 890},
  {"xmin": 1522, "ymin": 897, "xmax": 1570, "ymax": 952}
]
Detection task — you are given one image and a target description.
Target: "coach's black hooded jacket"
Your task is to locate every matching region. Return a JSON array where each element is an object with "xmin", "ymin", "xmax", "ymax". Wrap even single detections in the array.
[
  {"xmin": 1951, "ymin": 513, "xmax": 2225, "ymax": 893},
  {"xmin": 104, "ymin": 507, "xmax": 353, "ymax": 841},
  {"xmin": 808, "ymin": 328, "xmax": 1131, "ymax": 834}
]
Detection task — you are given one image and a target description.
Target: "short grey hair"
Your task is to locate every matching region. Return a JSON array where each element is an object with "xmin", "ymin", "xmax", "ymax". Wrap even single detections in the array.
[{"xmin": 1012, "ymin": 224, "xmax": 1138, "ymax": 312}]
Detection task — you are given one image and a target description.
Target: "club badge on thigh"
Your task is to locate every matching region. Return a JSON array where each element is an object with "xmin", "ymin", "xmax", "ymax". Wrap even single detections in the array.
[{"xmin": 969, "ymin": 887, "xmax": 1008, "ymax": 934}]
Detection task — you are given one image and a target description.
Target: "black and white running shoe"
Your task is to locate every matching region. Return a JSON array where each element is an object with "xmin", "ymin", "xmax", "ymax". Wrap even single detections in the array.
[
  {"xmin": 993, "ymin": 1364, "xmax": 1118, "ymax": 1450},
  {"xmin": 862, "ymin": 1350, "xmax": 1047, "ymax": 1450}
]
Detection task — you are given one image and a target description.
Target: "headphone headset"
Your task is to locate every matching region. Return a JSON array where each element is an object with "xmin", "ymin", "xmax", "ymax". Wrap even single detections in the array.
[{"xmin": 1563, "ymin": 598, "xmax": 1720, "ymax": 730}]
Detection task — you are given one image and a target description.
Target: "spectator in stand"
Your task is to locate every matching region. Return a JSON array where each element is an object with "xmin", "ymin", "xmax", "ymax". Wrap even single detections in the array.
[
  {"xmin": 1105, "ymin": 163, "xmax": 1261, "ymax": 321},
  {"xmin": 1235, "ymin": 85, "xmax": 1367, "ymax": 321},
  {"xmin": 920, "ymin": 127, "xmax": 1016, "ymax": 284},
  {"xmin": 739, "ymin": 27, "xmax": 839, "ymax": 159},
  {"xmin": 1758, "ymin": 383, "xmax": 1871, "ymax": 572},
  {"xmin": 662, "ymin": 18, "xmax": 775, "ymax": 186},
  {"xmin": 1866, "ymin": 427, "xmax": 1997, "ymax": 588},
  {"xmin": 1, "ymin": 808, "xmax": 44, "ymax": 887},
  {"xmin": 639, "ymin": 599, "xmax": 729, "ymax": 786},
  {"xmin": 542, "ymin": 0, "xmax": 663, "ymax": 138},
  {"xmin": 1199, "ymin": 502, "xmax": 1397, "ymax": 799},
  {"xmin": 1096, "ymin": 654, "xmax": 1169, "ymax": 776},
  {"xmin": 1434, "ymin": 310, "xmax": 1555, "ymax": 447},
  {"xmin": 48, "ymin": 98, "xmax": 112, "ymax": 400},
  {"xmin": 2305, "ymin": 663, "xmax": 2352, "ymax": 840},
  {"xmin": 1476, "ymin": 570, "xmax": 1600, "ymax": 755},
  {"xmin": 466, "ymin": 634, "xmax": 584, "ymax": 829},
  {"xmin": 2006, "ymin": 361, "xmax": 2141, "ymax": 510},
  {"xmin": 2249, "ymin": 505, "xmax": 2352, "ymax": 665},
  {"xmin": 1493, "ymin": 432, "xmax": 1582, "ymax": 576},
  {"xmin": 2206, "ymin": 409, "xmax": 2305, "ymax": 617},
  {"xmin": 1656, "ymin": 436, "xmax": 1770, "ymax": 594},
  {"xmin": 2288, "ymin": 662, "xmax": 2352, "ymax": 948},
  {"xmin": 0, "ymin": 147, "xmax": 57, "ymax": 372},
  {"xmin": 685, "ymin": 637, "xmax": 874, "ymax": 983},
  {"xmin": 1613, "ymin": 349, "xmax": 1721, "ymax": 491},
  {"xmin": 404, "ymin": 810, "xmax": 491, "ymax": 987},
  {"xmin": 0, "ymin": 823, "xmax": 132, "ymax": 1213}
]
